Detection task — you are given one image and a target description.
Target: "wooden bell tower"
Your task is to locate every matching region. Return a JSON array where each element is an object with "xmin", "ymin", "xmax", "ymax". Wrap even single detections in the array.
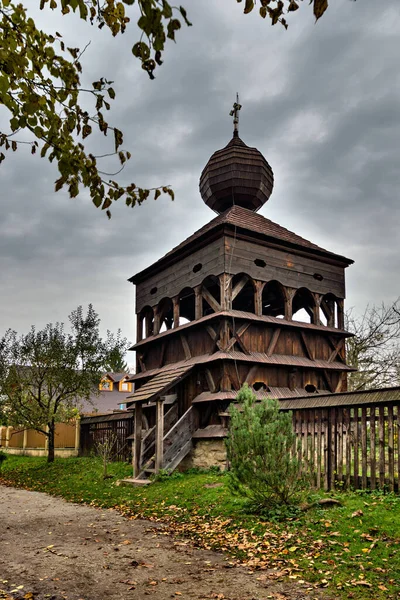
[{"xmin": 126, "ymin": 99, "xmax": 354, "ymax": 478}]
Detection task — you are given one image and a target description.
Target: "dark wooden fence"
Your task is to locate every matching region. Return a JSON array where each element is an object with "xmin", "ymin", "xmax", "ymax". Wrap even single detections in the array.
[
  {"xmin": 80, "ymin": 412, "xmax": 133, "ymax": 462},
  {"xmin": 280, "ymin": 390, "xmax": 400, "ymax": 492}
]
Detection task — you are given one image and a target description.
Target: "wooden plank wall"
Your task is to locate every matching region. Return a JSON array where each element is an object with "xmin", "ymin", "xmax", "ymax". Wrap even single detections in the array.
[
  {"xmin": 290, "ymin": 403, "xmax": 400, "ymax": 492},
  {"xmin": 225, "ymin": 236, "xmax": 346, "ymax": 298},
  {"xmin": 136, "ymin": 238, "xmax": 225, "ymax": 313}
]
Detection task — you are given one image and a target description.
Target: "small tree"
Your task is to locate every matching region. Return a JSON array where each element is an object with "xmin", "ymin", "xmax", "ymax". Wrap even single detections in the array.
[
  {"xmin": 346, "ymin": 299, "xmax": 400, "ymax": 391},
  {"xmin": 225, "ymin": 384, "xmax": 306, "ymax": 509},
  {"xmin": 0, "ymin": 305, "xmax": 125, "ymax": 463},
  {"xmin": 103, "ymin": 330, "xmax": 129, "ymax": 373},
  {"xmin": 95, "ymin": 432, "xmax": 122, "ymax": 479}
]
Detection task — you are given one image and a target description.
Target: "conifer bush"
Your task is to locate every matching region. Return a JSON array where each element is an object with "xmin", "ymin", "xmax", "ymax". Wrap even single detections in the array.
[{"xmin": 225, "ymin": 384, "xmax": 307, "ymax": 509}]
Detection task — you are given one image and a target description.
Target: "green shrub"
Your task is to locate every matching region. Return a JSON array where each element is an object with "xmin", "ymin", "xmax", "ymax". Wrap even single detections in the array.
[{"xmin": 225, "ymin": 384, "xmax": 308, "ymax": 509}]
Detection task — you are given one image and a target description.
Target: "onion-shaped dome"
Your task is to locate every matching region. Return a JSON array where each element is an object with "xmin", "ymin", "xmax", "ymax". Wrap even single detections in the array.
[{"xmin": 199, "ymin": 134, "xmax": 274, "ymax": 214}]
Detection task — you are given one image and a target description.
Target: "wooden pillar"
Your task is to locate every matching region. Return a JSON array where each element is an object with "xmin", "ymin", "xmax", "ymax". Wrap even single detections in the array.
[
  {"xmin": 255, "ymin": 281, "xmax": 263, "ymax": 317},
  {"xmin": 313, "ymin": 294, "xmax": 321, "ymax": 326},
  {"xmin": 75, "ymin": 417, "xmax": 81, "ymax": 453},
  {"xmin": 285, "ymin": 288, "xmax": 295, "ymax": 321},
  {"xmin": 133, "ymin": 402, "xmax": 143, "ymax": 478},
  {"xmin": 219, "ymin": 273, "xmax": 232, "ymax": 310},
  {"xmin": 173, "ymin": 297, "xmax": 180, "ymax": 329},
  {"xmin": 145, "ymin": 313, "xmax": 154, "ymax": 337},
  {"xmin": 155, "ymin": 399, "xmax": 164, "ymax": 473},
  {"xmin": 23, "ymin": 428, "xmax": 28, "ymax": 451},
  {"xmin": 136, "ymin": 313, "xmax": 143, "ymax": 342},
  {"xmin": 153, "ymin": 308, "xmax": 161, "ymax": 335},
  {"xmin": 337, "ymin": 299, "xmax": 344, "ymax": 329},
  {"xmin": 194, "ymin": 285, "xmax": 203, "ymax": 320}
]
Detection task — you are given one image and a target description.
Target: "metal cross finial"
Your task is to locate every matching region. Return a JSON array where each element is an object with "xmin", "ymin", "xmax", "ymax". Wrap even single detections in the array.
[{"xmin": 229, "ymin": 93, "xmax": 242, "ymax": 137}]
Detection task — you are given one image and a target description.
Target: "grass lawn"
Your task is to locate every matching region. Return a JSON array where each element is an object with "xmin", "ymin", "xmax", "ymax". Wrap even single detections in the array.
[{"xmin": 1, "ymin": 455, "xmax": 399, "ymax": 599}]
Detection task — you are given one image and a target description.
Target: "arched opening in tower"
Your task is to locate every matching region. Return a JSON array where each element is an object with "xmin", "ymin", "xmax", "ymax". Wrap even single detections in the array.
[
  {"xmin": 320, "ymin": 293, "xmax": 338, "ymax": 327},
  {"xmin": 140, "ymin": 306, "xmax": 154, "ymax": 338},
  {"xmin": 157, "ymin": 297, "xmax": 173, "ymax": 332},
  {"xmin": 292, "ymin": 287, "xmax": 316, "ymax": 324},
  {"xmin": 232, "ymin": 273, "xmax": 255, "ymax": 313},
  {"xmin": 178, "ymin": 287, "xmax": 195, "ymax": 325},
  {"xmin": 262, "ymin": 280, "xmax": 286, "ymax": 318},
  {"xmin": 201, "ymin": 275, "xmax": 221, "ymax": 316}
]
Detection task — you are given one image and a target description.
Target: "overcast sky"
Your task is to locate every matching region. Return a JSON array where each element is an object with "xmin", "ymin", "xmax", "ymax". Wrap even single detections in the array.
[{"xmin": 1, "ymin": 0, "xmax": 399, "ymax": 366}]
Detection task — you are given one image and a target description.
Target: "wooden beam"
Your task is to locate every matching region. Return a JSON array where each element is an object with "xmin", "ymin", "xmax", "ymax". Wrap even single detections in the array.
[
  {"xmin": 194, "ymin": 285, "xmax": 203, "ymax": 320},
  {"xmin": 202, "ymin": 287, "xmax": 221, "ymax": 313},
  {"xmin": 173, "ymin": 297, "xmax": 180, "ymax": 329},
  {"xmin": 228, "ymin": 367, "xmax": 241, "ymax": 391},
  {"xmin": 204, "ymin": 368, "xmax": 216, "ymax": 393},
  {"xmin": 232, "ymin": 275, "xmax": 249, "ymax": 301},
  {"xmin": 224, "ymin": 322, "xmax": 250, "ymax": 352},
  {"xmin": 266, "ymin": 328, "xmax": 281, "ymax": 357},
  {"xmin": 255, "ymin": 281, "xmax": 263, "ymax": 317},
  {"xmin": 300, "ymin": 331, "xmax": 314, "ymax": 361},
  {"xmin": 138, "ymin": 353, "xmax": 146, "ymax": 372},
  {"xmin": 245, "ymin": 365, "xmax": 258, "ymax": 384},
  {"xmin": 180, "ymin": 334, "xmax": 191, "ymax": 360},
  {"xmin": 233, "ymin": 332, "xmax": 251, "ymax": 355},
  {"xmin": 155, "ymin": 399, "xmax": 164, "ymax": 473},
  {"xmin": 328, "ymin": 338, "xmax": 344, "ymax": 363},
  {"xmin": 322, "ymin": 370, "xmax": 334, "ymax": 392},
  {"xmin": 219, "ymin": 273, "xmax": 232, "ymax": 310},
  {"xmin": 133, "ymin": 401, "xmax": 143, "ymax": 478}
]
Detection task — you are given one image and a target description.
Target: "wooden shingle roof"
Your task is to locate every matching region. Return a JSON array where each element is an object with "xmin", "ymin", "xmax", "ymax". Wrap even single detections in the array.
[
  {"xmin": 129, "ymin": 205, "xmax": 352, "ymax": 283},
  {"xmin": 126, "ymin": 365, "xmax": 192, "ymax": 406}
]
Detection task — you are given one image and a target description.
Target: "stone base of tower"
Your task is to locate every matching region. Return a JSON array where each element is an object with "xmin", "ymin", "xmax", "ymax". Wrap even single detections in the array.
[{"xmin": 179, "ymin": 438, "xmax": 227, "ymax": 471}]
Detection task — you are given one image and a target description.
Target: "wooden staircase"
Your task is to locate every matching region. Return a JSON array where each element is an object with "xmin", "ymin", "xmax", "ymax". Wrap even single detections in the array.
[{"xmin": 133, "ymin": 405, "xmax": 195, "ymax": 483}]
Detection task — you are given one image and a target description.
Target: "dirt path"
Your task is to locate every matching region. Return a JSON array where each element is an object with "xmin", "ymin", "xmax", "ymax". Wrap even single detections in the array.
[{"xmin": 0, "ymin": 485, "xmax": 334, "ymax": 600}]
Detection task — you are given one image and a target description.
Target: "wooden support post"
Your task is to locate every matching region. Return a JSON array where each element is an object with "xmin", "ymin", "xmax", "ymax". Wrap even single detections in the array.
[
  {"xmin": 285, "ymin": 288, "xmax": 295, "ymax": 321},
  {"xmin": 337, "ymin": 299, "xmax": 344, "ymax": 330},
  {"xmin": 194, "ymin": 285, "xmax": 203, "ymax": 320},
  {"xmin": 255, "ymin": 281, "xmax": 263, "ymax": 317},
  {"xmin": 155, "ymin": 399, "xmax": 164, "ymax": 473},
  {"xmin": 23, "ymin": 428, "xmax": 28, "ymax": 450},
  {"xmin": 133, "ymin": 402, "xmax": 143, "ymax": 478},
  {"xmin": 153, "ymin": 309, "xmax": 161, "ymax": 335},
  {"xmin": 136, "ymin": 313, "xmax": 143, "ymax": 342},
  {"xmin": 219, "ymin": 273, "xmax": 231, "ymax": 310},
  {"xmin": 173, "ymin": 297, "xmax": 180, "ymax": 329},
  {"xmin": 313, "ymin": 294, "xmax": 321, "ymax": 326},
  {"xmin": 75, "ymin": 417, "xmax": 81, "ymax": 453}
]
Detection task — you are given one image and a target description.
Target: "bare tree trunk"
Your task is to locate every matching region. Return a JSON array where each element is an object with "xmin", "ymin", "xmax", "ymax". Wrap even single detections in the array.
[{"xmin": 47, "ymin": 419, "xmax": 55, "ymax": 463}]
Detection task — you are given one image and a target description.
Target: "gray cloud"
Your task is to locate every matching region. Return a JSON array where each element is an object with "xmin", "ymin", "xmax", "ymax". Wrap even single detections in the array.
[{"xmin": 1, "ymin": 0, "xmax": 399, "ymax": 358}]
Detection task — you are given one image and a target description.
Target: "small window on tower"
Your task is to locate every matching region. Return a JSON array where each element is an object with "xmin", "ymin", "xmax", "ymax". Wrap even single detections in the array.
[
  {"xmin": 253, "ymin": 381, "xmax": 270, "ymax": 392},
  {"xmin": 254, "ymin": 258, "xmax": 266, "ymax": 268},
  {"xmin": 305, "ymin": 383, "xmax": 317, "ymax": 394}
]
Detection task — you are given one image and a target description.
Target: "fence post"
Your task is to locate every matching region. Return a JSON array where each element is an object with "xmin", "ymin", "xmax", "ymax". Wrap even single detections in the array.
[
  {"xmin": 133, "ymin": 402, "xmax": 143, "ymax": 478},
  {"xmin": 23, "ymin": 429, "xmax": 28, "ymax": 452},
  {"xmin": 75, "ymin": 418, "xmax": 81, "ymax": 454},
  {"xmin": 155, "ymin": 399, "xmax": 164, "ymax": 473},
  {"xmin": 5, "ymin": 426, "xmax": 12, "ymax": 449}
]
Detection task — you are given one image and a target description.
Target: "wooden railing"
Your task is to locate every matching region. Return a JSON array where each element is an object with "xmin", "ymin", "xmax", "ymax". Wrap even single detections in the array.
[
  {"xmin": 139, "ymin": 403, "xmax": 178, "ymax": 471},
  {"xmin": 162, "ymin": 406, "xmax": 195, "ymax": 471}
]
